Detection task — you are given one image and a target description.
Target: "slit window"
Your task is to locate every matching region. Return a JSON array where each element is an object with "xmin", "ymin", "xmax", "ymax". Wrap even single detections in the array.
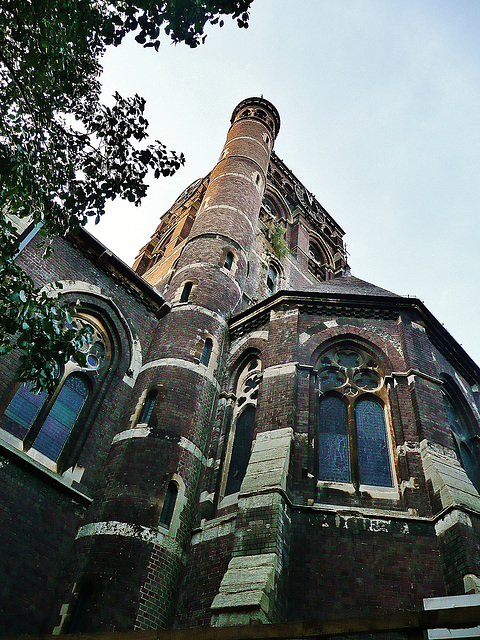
[
  {"xmin": 159, "ymin": 481, "xmax": 178, "ymax": 527},
  {"xmin": 200, "ymin": 338, "xmax": 213, "ymax": 366},
  {"xmin": 138, "ymin": 389, "xmax": 157, "ymax": 425},
  {"xmin": 180, "ymin": 282, "xmax": 193, "ymax": 303},
  {"xmin": 267, "ymin": 265, "xmax": 278, "ymax": 294},
  {"xmin": 65, "ymin": 581, "xmax": 95, "ymax": 634}
]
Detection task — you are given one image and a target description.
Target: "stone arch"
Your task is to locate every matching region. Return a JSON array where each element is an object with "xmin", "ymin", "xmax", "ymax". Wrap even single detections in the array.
[{"xmin": 308, "ymin": 327, "xmax": 399, "ymax": 375}]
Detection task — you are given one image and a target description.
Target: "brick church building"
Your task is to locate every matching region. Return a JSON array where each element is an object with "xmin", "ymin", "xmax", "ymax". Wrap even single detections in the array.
[{"xmin": 1, "ymin": 97, "xmax": 480, "ymax": 636}]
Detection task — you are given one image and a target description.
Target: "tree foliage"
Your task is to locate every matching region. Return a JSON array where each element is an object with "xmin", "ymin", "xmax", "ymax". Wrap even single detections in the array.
[{"xmin": 0, "ymin": 0, "xmax": 252, "ymax": 390}]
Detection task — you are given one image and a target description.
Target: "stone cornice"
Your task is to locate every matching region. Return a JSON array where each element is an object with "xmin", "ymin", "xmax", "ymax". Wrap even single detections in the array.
[{"xmin": 228, "ymin": 290, "xmax": 480, "ymax": 385}]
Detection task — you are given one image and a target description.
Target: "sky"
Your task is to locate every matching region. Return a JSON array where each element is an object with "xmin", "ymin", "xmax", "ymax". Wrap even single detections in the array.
[{"xmin": 90, "ymin": 0, "xmax": 480, "ymax": 366}]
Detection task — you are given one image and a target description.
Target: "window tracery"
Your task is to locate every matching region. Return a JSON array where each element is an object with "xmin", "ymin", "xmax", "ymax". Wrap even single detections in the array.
[
  {"xmin": 442, "ymin": 376, "xmax": 480, "ymax": 493},
  {"xmin": 221, "ymin": 356, "xmax": 261, "ymax": 499},
  {"xmin": 0, "ymin": 314, "xmax": 111, "ymax": 470},
  {"xmin": 317, "ymin": 345, "xmax": 393, "ymax": 491}
]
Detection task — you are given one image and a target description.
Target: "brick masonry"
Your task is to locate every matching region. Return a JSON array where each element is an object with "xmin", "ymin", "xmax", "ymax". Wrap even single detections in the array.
[{"xmin": 1, "ymin": 98, "xmax": 480, "ymax": 635}]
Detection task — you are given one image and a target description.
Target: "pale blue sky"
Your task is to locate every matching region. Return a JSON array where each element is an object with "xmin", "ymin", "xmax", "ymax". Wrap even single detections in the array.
[{"xmin": 91, "ymin": 0, "xmax": 480, "ymax": 365}]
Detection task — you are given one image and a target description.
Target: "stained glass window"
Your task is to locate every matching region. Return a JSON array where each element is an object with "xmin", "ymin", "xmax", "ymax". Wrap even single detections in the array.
[
  {"xmin": 336, "ymin": 350, "xmax": 361, "ymax": 368},
  {"xmin": 318, "ymin": 396, "xmax": 350, "ymax": 482},
  {"xmin": 356, "ymin": 397, "xmax": 392, "ymax": 487},
  {"xmin": 443, "ymin": 391, "xmax": 480, "ymax": 493},
  {"xmin": 318, "ymin": 367, "xmax": 346, "ymax": 392},
  {"xmin": 32, "ymin": 375, "xmax": 88, "ymax": 461}
]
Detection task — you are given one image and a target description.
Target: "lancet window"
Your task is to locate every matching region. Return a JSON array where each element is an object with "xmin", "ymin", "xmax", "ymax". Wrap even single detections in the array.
[
  {"xmin": 317, "ymin": 345, "xmax": 393, "ymax": 490},
  {"xmin": 0, "ymin": 314, "xmax": 111, "ymax": 471}
]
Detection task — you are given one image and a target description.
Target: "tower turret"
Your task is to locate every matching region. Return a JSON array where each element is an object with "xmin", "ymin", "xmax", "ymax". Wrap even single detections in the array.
[{"xmin": 166, "ymin": 97, "xmax": 280, "ymax": 315}]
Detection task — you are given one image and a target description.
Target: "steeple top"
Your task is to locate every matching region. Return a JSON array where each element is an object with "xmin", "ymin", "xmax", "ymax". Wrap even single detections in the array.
[{"xmin": 231, "ymin": 97, "xmax": 281, "ymax": 139}]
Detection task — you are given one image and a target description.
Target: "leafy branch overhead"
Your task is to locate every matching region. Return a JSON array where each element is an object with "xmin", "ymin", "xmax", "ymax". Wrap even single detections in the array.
[{"xmin": 0, "ymin": 0, "xmax": 253, "ymax": 389}]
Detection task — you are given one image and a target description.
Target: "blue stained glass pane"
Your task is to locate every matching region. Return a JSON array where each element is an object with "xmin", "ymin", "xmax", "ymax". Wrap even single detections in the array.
[
  {"xmin": 318, "ymin": 396, "xmax": 350, "ymax": 482},
  {"xmin": 356, "ymin": 397, "xmax": 392, "ymax": 487},
  {"xmin": 32, "ymin": 376, "xmax": 88, "ymax": 461},
  {"xmin": 139, "ymin": 390, "xmax": 157, "ymax": 424},
  {"xmin": 1, "ymin": 383, "xmax": 48, "ymax": 440}
]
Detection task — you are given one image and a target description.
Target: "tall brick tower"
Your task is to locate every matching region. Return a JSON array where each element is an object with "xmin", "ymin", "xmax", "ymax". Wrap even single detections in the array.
[{"xmin": 64, "ymin": 98, "xmax": 281, "ymax": 631}]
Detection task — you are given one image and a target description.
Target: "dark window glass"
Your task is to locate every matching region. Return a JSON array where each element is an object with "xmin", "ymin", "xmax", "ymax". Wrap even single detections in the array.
[
  {"xmin": 65, "ymin": 581, "xmax": 95, "ymax": 634},
  {"xmin": 224, "ymin": 252, "xmax": 234, "ymax": 270},
  {"xmin": 309, "ymin": 243, "xmax": 322, "ymax": 263},
  {"xmin": 139, "ymin": 390, "xmax": 157, "ymax": 425},
  {"xmin": 200, "ymin": 338, "xmax": 213, "ymax": 366},
  {"xmin": 267, "ymin": 266, "xmax": 277, "ymax": 293},
  {"xmin": 159, "ymin": 481, "xmax": 178, "ymax": 527},
  {"xmin": 443, "ymin": 393, "xmax": 480, "ymax": 493},
  {"xmin": 336, "ymin": 350, "xmax": 361, "ymax": 368},
  {"xmin": 318, "ymin": 396, "xmax": 350, "ymax": 482},
  {"xmin": 356, "ymin": 397, "xmax": 392, "ymax": 487},
  {"xmin": 1, "ymin": 382, "xmax": 48, "ymax": 440},
  {"xmin": 225, "ymin": 406, "xmax": 255, "ymax": 495},
  {"xmin": 180, "ymin": 281, "xmax": 193, "ymax": 303},
  {"xmin": 32, "ymin": 375, "xmax": 88, "ymax": 461}
]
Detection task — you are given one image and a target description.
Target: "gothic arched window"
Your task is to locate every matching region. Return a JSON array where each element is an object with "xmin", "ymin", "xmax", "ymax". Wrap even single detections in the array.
[
  {"xmin": 221, "ymin": 356, "xmax": 261, "ymax": 499},
  {"xmin": 308, "ymin": 241, "xmax": 328, "ymax": 281},
  {"xmin": 28, "ymin": 374, "xmax": 89, "ymax": 462},
  {"xmin": 318, "ymin": 395, "xmax": 350, "ymax": 483},
  {"xmin": 0, "ymin": 314, "xmax": 111, "ymax": 471},
  {"xmin": 200, "ymin": 338, "xmax": 213, "ymax": 366},
  {"xmin": 356, "ymin": 396, "xmax": 392, "ymax": 487},
  {"xmin": 442, "ymin": 377, "xmax": 480, "ymax": 493},
  {"xmin": 225, "ymin": 406, "xmax": 256, "ymax": 496},
  {"xmin": 317, "ymin": 345, "xmax": 393, "ymax": 490},
  {"xmin": 159, "ymin": 481, "xmax": 178, "ymax": 528},
  {"xmin": 224, "ymin": 251, "xmax": 234, "ymax": 271}
]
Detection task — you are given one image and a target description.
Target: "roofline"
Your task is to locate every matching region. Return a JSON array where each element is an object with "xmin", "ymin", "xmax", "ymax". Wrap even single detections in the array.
[
  {"xmin": 70, "ymin": 227, "xmax": 171, "ymax": 319},
  {"xmin": 229, "ymin": 290, "xmax": 480, "ymax": 385}
]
